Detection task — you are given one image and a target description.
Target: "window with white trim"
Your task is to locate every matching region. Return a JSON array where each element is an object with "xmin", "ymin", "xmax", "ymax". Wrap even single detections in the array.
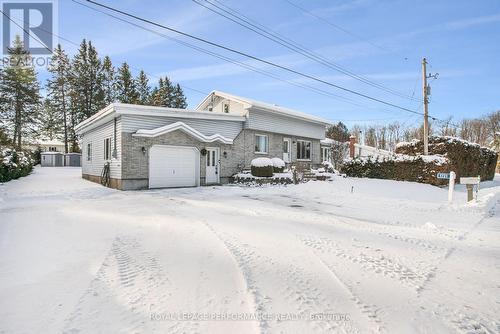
[
  {"xmin": 223, "ymin": 103, "xmax": 229, "ymax": 113},
  {"xmin": 297, "ymin": 140, "xmax": 311, "ymax": 160},
  {"xmin": 87, "ymin": 143, "xmax": 92, "ymax": 161},
  {"xmin": 255, "ymin": 134, "xmax": 268, "ymax": 154},
  {"xmin": 104, "ymin": 138, "xmax": 111, "ymax": 161},
  {"xmin": 322, "ymin": 147, "xmax": 331, "ymax": 162}
]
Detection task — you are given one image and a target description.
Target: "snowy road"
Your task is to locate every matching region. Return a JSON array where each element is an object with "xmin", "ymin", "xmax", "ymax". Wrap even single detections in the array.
[{"xmin": 1, "ymin": 167, "xmax": 499, "ymax": 333}]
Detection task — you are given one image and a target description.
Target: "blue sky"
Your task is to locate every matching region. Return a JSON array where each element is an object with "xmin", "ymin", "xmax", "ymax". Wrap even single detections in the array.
[{"xmin": 39, "ymin": 0, "xmax": 500, "ymax": 127}]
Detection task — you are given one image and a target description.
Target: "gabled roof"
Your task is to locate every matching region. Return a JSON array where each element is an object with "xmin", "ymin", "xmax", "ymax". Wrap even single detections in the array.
[
  {"xmin": 132, "ymin": 121, "xmax": 233, "ymax": 144},
  {"xmin": 75, "ymin": 103, "xmax": 245, "ymax": 134},
  {"xmin": 196, "ymin": 91, "xmax": 333, "ymax": 125}
]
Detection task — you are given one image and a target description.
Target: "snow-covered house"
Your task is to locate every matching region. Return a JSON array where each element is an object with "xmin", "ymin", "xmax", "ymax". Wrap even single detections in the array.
[{"xmin": 75, "ymin": 91, "xmax": 332, "ymax": 190}]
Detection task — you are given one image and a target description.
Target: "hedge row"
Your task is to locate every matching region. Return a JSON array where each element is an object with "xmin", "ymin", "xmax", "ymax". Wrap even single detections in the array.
[
  {"xmin": 0, "ymin": 148, "xmax": 34, "ymax": 183},
  {"xmin": 395, "ymin": 136, "xmax": 498, "ymax": 181},
  {"xmin": 342, "ymin": 155, "xmax": 451, "ymax": 186}
]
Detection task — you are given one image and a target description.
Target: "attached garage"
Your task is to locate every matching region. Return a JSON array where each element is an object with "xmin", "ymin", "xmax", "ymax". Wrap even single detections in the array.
[{"xmin": 149, "ymin": 145, "xmax": 199, "ymax": 189}]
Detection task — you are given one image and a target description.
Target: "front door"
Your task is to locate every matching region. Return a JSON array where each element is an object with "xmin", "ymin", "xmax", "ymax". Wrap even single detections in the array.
[
  {"xmin": 206, "ymin": 147, "xmax": 220, "ymax": 184},
  {"xmin": 283, "ymin": 138, "xmax": 291, "ymax": 163}
]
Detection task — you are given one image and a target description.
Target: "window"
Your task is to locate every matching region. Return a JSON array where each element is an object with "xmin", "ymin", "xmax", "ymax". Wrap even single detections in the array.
[
  {"xmin": 223, "ymin": 103, "xmax": 230, "ymax": 113},
  {"xmin": 255, "ymin": 134, "xmax": 268, "ymax": 154},
  {"xmin": 297, "ymin": 140, "xmax": 311, "ymax": 160},
  {"xmin": 322, "ymin": 147, "xmax": 331, "ymax": 162},
  {"xmin": 87, "ymin": 143, "xmax": 92, "ymax": 161},
  {"xmin": 104, "ymin": 138, "xmax": 111, "ymax": 160}
]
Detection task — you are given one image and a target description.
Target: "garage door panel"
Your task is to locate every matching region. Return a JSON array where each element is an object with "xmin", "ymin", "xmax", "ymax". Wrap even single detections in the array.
[{"xmin": 149, "ymin": 146, "xmax": 198, "ymax": 188}]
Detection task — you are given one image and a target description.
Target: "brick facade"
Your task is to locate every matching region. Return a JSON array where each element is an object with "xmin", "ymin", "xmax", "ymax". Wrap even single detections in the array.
[{"xmin": 117, "ymin": 128, "xmax": 321, "ymax": 190}]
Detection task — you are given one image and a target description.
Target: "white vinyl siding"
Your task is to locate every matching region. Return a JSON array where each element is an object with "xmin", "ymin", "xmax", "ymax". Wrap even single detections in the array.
[
  {"xmin": 255, "ymin": 134, "xmax": 268, "ymax": 154},
  {"xmin": 121, "ymin": 115, "xmax": 243, "ymax": 139},
  {"xmin": 81, "ymin": 117, "xmax": 122, "ymax": 179},
  {"xmin": 297, "ymin": 140, "xmax": 312, "ymax": 160},
  {"xmin": 245, "ymin": 108, "xmax": 326, "ymax": 139}
]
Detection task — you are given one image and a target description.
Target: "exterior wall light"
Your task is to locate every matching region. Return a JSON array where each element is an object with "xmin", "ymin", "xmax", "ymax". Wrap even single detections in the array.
[
  {"xmin": 223, "ymin": 151, "xmax": 228, "ymax": 158},
  {"xmin": 141, "ymin": 146, "xmax": 146, "ymax": 155}
]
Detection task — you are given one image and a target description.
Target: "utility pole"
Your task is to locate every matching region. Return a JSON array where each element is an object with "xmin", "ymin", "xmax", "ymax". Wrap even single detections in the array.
[{"xmin": 422, "ymin": 58, "xmax": 429, "ymax": 155}]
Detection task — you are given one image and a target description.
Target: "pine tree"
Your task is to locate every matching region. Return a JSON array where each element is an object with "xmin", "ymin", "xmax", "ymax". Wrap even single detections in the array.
[
  {"xmin": 150, "ymin": 76, "xmax": 175, "ymax": 107},
  {"xmin": 172, "ymin": 84, "xmax": 187, "ymax": 108},
  {"xmin": 102, "ymin": 55, "xmax": 116, "ymax": 105},
  {"xmin": 150, "ymin": 77, "xmax": 164, "ymax": 106},
  {"xmin": 39, "ymin": 100, "xmax": 62, "ymax": 141},
  {"xmin": 116, "ymin": 62, "xmax": 139, "ymax": 103},
  {"xmin": 46, "ymin": 44, "xmax": 71, "ymax": 152},
  {"xmin": 136, "ymin": 70, "xmax": 150, "ymax": 105},
  {"xmin": 162, "ymin": 76, "xmax": 175, "ymax": 107},
  {"xmin": 0, "ymin": 35, "xmax": 41, "ymax": 148}
]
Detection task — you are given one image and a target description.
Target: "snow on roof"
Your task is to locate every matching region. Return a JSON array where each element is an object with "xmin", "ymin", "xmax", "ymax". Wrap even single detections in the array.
[
  {"xmin": 75, "ymin": 103, "xmax": 246, "ymax": 134},
  {"xmin": 33, "ymin": 139, "xmax": 65, "ymax": 146},
  {"xmin": 197, "ymin": 91, "xmax": 333, "ymax": 125}
]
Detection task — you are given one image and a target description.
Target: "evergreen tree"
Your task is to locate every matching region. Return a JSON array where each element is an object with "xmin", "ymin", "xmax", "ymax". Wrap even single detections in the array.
[
  {"xmin": 162, "ymin": 76, "xmax": 175, "ymax": 107},
  {"xmin": 0, "ymin": 35, "xmax": 41, "ymax": 148},
  {"xmin": 150, "ymin": 76, "xmax": 175, "ymax": 107},
  {"xmin": 116, "ymin": 62, "xmax": 138, "ymax": 103},
  {"xmin": 39, "ymin": 100, "xmax": 62, "ymax": 141},
  {"xmin": 150, "ymin": 77, "xmax": 164, "ymax": 106},
  {"xmin": 46, "ymin": 44, "xmax": 71, "ymax": 152},
  {"xmin": 172, "ymin": 83, "xmax": 187, "ymax": 108},
  {"xmin": 326, "ymin": 122, "xmax": 350, "ymax": 142},
  {"xmin": 102, "ymin": 55, "xmax": 116, "ymax": 104},
  {"xmin": 70, "ymin": 39, "xmax": 104, "ymax": 120},
  {"xmin": 136, "ymin": 70, "xmax": 150, "ymax": 105}
]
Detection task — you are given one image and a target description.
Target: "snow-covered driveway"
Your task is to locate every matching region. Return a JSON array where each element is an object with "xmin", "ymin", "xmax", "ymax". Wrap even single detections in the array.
[{"xmin": 1, "ymin": 167, "xmax": 499, "ymax": 334}]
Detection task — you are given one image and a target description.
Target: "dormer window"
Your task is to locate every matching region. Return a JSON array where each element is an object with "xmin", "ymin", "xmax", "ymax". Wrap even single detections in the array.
[{"xmin": 223, "ymin": 103, "xmax": 229, "ymax": 113}]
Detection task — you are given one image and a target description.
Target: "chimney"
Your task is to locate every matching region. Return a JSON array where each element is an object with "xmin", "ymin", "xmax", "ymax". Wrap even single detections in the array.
[{"xmin": 349, "ymin": 135, "xmax": 357, "ymax": 158}]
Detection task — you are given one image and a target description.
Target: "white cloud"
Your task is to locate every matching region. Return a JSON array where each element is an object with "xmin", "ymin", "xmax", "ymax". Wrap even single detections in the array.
[{"xmin": 444, "ymin": 13, "xmax": 500, "ymax": 30}]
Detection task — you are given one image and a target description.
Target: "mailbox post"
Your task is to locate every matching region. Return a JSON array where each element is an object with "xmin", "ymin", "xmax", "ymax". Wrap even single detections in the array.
[{"xmin": 460, "ymin": 176, "xmax": 481, "ymax": 202}]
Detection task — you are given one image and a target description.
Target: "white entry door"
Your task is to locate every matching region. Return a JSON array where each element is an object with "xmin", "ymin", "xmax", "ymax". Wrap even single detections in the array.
[
  {"xmin": 149, "ymin": 145, "xmax": 198, "ymax": 188},
  {"xmin": 283, "ymin": 138, "xmax": 291, "ymax": 163},
  {"xmin": 205, "ymin": 147, "xmax": 220, "ymax": 184}
]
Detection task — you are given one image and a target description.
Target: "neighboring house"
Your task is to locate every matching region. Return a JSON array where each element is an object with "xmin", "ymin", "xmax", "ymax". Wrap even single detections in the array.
[
  {"xmin": 24, "ymin": 139, "xmax": 66, "ymax": 153},
  {"xmin": 75, "ymin": 91, "xmax": 332, "ymax": 190}
]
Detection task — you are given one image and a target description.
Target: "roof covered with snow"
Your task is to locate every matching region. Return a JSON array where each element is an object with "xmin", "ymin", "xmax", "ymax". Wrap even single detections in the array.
[
  {"xmin": 196, "ymin": 91, "xmax": 333, "ymax": 125},
  {"xmin": 75, "ymin": 103, "xmax": 246, "ymax": 134}
]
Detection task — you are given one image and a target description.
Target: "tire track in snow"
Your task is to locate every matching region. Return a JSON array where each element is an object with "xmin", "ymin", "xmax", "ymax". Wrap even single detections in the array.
[
  {"xmin": 203, "ymin": 221, "xmax": 346, "ymax": 333},
  {"xmin": 299, "ymin": 235, "xmax": 384, "ymax": 333},
  {"xmin": 201, "ymin": 221, "xmax": 264, "ymax": 334},
  {"xmin": 63, "ymin": 235, "xmax": 197, "ymax": 334}
]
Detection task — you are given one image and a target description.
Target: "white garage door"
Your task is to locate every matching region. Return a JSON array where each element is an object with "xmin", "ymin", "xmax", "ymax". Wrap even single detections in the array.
[{"xmin": 149, "ymin": 145, "xmax": 198, "ymax": 188}]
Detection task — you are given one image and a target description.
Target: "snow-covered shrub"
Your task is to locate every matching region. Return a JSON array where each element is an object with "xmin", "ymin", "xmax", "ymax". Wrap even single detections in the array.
[
  {"xmin": 251, "ymin": 157, "xmax": 273, "ymax": 177},
  {"xmin": 342, "ymin": 154, "xmax": 451, "ymax": 186},
  {"xmin": 322, "ymin": 161, "xmax": 334, "ymax": 173},
  {"xmin": 0, "ymin": 148, "xmax": 34, "ymax": 182},
  {"xmin": 395, "ymin": 136, "xmax": 498, "ymax": 181},
  {"xmin": 271, "ymin": 157, "xmax": 285, "ymax": 173}
]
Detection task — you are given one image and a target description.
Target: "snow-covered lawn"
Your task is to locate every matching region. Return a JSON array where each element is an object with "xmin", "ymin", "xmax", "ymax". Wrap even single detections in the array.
[{"xmin": 1, "ymin": 167, "xmax": 499, "ymax": 333}]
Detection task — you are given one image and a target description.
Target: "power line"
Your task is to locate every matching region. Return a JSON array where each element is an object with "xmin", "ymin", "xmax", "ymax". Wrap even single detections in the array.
[
  {"xmin": 79, "ymin": 0, "xmax": 426, "ymax": 117},
  {"xmin": 70, "ymin": 0, "xmax": 413, "ymax": 116},
  {"xmin": 191, "ymin": 0, "xmax": 420, "ymax": 103},
  {"xmin": 283, "ymin": 0, "xmax": 408, "ymax": 61},
  {"xmin": 2, "ymin": 9, "xmax": 208, "ymax": 97}
]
